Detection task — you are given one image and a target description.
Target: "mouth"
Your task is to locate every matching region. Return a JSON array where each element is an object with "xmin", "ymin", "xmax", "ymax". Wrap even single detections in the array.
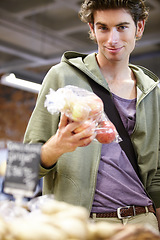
[{"xmin": 106, "ymin": 46, "xmax": 123, "ymax": 53}]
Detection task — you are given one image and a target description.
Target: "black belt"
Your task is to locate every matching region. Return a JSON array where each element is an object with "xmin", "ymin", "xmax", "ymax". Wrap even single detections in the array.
[{"xmin": 90, "ymin": 205, "xmax": 155, "ymax": 219}]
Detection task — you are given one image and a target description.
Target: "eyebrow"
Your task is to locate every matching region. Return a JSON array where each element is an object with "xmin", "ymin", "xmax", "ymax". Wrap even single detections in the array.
[{"xmin": 95, "ymin": 22, "xmax": 130, "ymax": 27}]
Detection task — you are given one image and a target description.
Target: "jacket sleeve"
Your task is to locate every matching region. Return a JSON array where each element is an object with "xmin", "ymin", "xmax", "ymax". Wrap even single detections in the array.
[
  {"xmin": 23, "ymin": 67, "xmax": 61, "ymax": 177},
  {"xmin": 147, "ymin": 150, "xmax": 160, "ymax": 208},
  {"xmin": 133, "ymin": 82, "xmax": 160, "ymax": 209},
  {"xmin": 147, "ymin": 86, "xmax": 160, "ymax": 209}
]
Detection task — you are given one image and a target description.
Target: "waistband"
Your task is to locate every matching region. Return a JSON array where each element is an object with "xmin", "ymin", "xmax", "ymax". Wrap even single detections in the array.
[{"xmin": 90, "ymin": 205, "xmax": 155, "ymax": 219}]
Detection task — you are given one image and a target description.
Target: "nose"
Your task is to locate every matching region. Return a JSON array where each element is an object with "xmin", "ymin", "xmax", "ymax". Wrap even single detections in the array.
[{"xmin": 108, "ymin": 28, "xmax": 119, "ymax": 45}]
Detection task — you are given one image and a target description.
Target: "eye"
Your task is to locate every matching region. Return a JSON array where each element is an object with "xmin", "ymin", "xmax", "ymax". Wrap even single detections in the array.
[
  {"xmin": 99, "ymin": 25, "xmax": 108, "ymax": 31},
  {"xmin": 101, "ymin": 26, "xmax": 107, "ymax": 31},
  {"xmin": 118, "ymin": 25, "xmax": 128, "ymax": 31}
]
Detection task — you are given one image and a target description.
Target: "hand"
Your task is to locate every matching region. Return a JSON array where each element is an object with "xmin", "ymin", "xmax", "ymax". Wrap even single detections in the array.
[{"xmin": 41, "ymin": 114, "xmax": 96, "ymax": 168}]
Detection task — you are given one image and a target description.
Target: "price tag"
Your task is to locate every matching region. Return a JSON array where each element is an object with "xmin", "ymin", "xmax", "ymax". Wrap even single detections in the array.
[{"xmin": 4, "ymin": 142, "xmax": 41, "ymax": 198}]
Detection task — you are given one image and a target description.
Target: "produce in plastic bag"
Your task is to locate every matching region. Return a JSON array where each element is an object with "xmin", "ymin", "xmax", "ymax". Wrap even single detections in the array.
[
  {"xmin": 27, "ymin": 194, "xmax": 54, "ymax": 212},
  {"xmin": 44, "ymin": 85, "xmax": 103, "ymax": 122},
  {"xmin": 0, "ymin": 196, "xmax": 160, "ymax": 240},
  {"xmin": 0, "ymin": 200, "xmax": 28, "ymax": 221},
  {"xmin": 44, "ymin": 85, "xmax": 121, "ymax": 144},
  {"xmin": 95, "ymin": 114, "xmax": 118, "ymax": 144}
]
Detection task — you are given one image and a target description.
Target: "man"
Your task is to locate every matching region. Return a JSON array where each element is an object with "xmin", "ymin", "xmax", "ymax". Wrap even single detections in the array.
[{"xmin": 24, "ymin": 0, "xmax": 160, "ymax": 231}]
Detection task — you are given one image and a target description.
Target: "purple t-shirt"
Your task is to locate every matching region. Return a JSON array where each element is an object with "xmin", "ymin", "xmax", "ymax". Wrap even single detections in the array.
[{"xmin": 91, "ymin": 93, "xmax": 152, "ymax": 213}]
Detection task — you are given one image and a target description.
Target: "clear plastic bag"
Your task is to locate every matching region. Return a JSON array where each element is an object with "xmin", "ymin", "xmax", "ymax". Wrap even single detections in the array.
[
  {"xmin": 27, "ymin": 194, "xmax": 54, "ymax": 212},
  {"xmin": 44, "ymin": 85, "xmax": 103, "ymax": 122},
  {"xmin": 0, "ymin": 200, "xmax": 28, "ymax": 221},
  {"xmin": 45, "ymin": 85, "xmax": 121, "ymax": 144}
]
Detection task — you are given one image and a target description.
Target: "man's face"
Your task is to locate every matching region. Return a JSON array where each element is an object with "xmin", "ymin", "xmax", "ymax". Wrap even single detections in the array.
[{"xmin": 89, "ymin": 8, "xmax": 144, "ymax": 64}]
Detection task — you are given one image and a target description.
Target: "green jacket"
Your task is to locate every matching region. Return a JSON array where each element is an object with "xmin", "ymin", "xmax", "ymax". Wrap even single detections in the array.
[{"xmin": 24, "ymin": 51, "xmax": 160, "ymax": 211}]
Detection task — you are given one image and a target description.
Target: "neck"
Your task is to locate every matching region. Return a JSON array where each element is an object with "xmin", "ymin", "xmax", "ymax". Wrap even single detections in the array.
[
  {"xmin": 96, "ymin": 54, "xmax": 137, "ymax": 99},
  {"xmin": 96, "ymin": 53, "xmax": 130, "ymax": 83}
]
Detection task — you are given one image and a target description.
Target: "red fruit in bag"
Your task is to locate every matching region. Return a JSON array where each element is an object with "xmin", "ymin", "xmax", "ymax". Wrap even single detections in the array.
[{"xmin": 96, "ymin": 120, "xmax": 117, "ymax": 144}]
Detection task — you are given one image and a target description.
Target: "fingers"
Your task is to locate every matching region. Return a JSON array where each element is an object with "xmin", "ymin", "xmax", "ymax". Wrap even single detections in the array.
[
  {"xmin": 78, "ymin": 132, "xmax": 97, "ymax": 147},
  {"xmin": 59, "ymin": 113, "xmax": 82, "ymax": 133},
  {"xmin": 74, "ymin": 124, "xmax": 95, "ymax": 139},
  {"xmin": 58, "ymin": 114, "xmax": 96, "ymax": 148},
  {"xmin": 58, "ymin": 113, "xmax": 69, "ymax": 129},
  {"xmin": 71, "ymin": 122, "xmax": 96, "ymax": 148}
]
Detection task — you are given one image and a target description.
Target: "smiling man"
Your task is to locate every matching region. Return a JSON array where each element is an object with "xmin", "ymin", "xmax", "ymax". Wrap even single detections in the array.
[
  {"xmin": 24, "ymin": 0, "xmax": 160, "ymax": 231},
  {"xmin": 88, "ymin": 8, "xmax": 144, "ymax": 99}
]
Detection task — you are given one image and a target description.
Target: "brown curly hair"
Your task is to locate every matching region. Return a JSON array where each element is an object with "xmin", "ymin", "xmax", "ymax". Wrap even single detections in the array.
[{"xmin": 79, "ymin": 0, "xmax": 149, "ymax": 40}]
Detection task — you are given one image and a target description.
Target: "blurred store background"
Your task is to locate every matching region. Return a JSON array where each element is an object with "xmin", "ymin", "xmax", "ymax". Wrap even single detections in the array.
[
  {"xmin": 0, "ymin": 0, "xmax": 159, "ymax": 147},
  {"xmin": 0, "ymin": 1, "xmax": 160, "ymax": 233}
]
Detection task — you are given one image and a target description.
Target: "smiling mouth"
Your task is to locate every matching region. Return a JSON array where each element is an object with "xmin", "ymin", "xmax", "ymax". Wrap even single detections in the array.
[{"xmin": 107, "ymin": 47, "xmax": 123, "ymax": 52}]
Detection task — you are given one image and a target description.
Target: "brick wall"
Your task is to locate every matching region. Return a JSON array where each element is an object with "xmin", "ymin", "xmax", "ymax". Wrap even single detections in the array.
[{"xmin": 0, "ymin": 84, "xmax": 37, "ymax": 143}]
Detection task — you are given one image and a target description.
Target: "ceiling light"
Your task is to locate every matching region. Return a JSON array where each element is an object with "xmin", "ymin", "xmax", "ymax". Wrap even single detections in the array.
[{"xmin": 1, "ymin": 73, "xmax": 41, "ymax": 93}]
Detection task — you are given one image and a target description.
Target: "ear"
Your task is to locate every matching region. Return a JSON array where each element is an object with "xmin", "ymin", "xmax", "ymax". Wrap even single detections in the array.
[
  {"xmin": 136, "ymin": 20, "xmax": 145, "ymax": 39},
  {"xmin": 89, "ymin": 23, "xmax": 95, "ymax": 34},
  {"xmin": 88, "ymin": 23, "xmax": 97, "ymax": 42}
]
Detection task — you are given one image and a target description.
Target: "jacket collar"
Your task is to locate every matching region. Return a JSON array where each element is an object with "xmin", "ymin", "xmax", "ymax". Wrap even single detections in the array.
[{"xmin": 62, "ymin": 51, "xmax": 159, "ymax": 95}]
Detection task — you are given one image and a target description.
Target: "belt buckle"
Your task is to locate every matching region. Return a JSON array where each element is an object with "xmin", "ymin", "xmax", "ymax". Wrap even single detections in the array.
[{"xmin": 117, "ymin": 205, "xmax": 136, "ymax": 219}]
